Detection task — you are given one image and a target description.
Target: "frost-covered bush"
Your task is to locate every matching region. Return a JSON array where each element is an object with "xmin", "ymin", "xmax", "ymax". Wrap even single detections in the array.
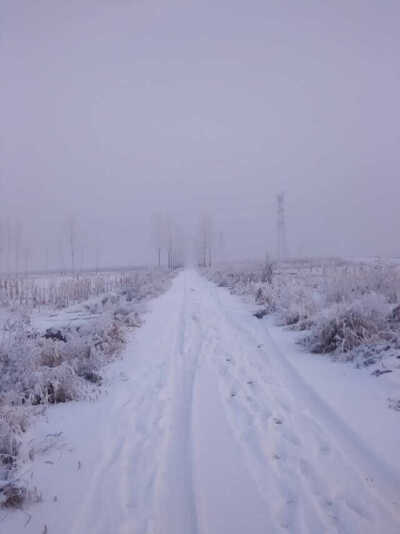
[
  {"xmin": 323, "ymin": 263, "xmax": 400, "ymax": 305},
  {"xmin": 0, "ymin": 417, "xmax": 20, "ymax": 472},
  {"xmin": 301, "ymin": 293, "xmax": 392, "ymax": 356},
  {"xmin": 0, "ymin": 315, "xmax": 127, "ymax": 409},
  {"xmin": 0, "ymin": 406, "xmax": 30, "ymax": 505},
  {"xmin": 0, "ymin": 315, "xmax": 125, "ymax": 498},
  {"xmin": 205, "ymin": 259, "xmax": 400, "ymax": 357},
  {"xmin": 0, "ymin": 269, "xmax": 173, "ymax": 407},
  {"xmin": 254, "ymin": 285, "xmax": 276, "ymax": 312},
  {"xmin": 205, "ymin": 263, "xmax": 320, "ymax": 328},
  {"xmin": 273, "ymin": 278, "xmax": 320, "ymax": 329},
  {"xmin": 205, "ymin": 263, "xmax": 273, "ymax": 301}
]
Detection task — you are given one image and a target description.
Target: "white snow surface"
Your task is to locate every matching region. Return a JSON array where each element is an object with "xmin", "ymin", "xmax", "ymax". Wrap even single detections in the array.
[{"xmin": 2, "ymin": 269, "xmax": 400, "ymax": 533}]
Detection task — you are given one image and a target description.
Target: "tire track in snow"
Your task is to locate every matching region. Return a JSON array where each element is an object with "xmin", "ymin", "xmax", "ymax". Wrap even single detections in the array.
[
  {"xmin": 151, "ymin": 274, "xmax": 200, "ymax": 534},
  {"xmin": 198, "ymin": 272, "xmax": 400, "ymax": 533},
  {"xmin": 68, "ymin": 273, "xmax": 197, "ymax": 534}
]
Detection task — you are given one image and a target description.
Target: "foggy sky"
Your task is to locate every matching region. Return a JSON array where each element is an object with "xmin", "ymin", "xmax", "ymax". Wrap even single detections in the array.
[{"xmin": 2, "ymin": 0, "xmax": 400, "ymax": 269}]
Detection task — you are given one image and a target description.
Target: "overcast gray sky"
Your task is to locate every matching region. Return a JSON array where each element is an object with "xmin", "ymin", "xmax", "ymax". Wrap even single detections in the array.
[{"xmin": 1, "ymin": 0, "xmax": 400, "ymax": 268}]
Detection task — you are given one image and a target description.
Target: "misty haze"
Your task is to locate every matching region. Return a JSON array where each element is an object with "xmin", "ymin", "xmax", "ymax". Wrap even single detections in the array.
[{"xmin": 1, "ymin": 1, "xmax": 400, "ymax": 533}]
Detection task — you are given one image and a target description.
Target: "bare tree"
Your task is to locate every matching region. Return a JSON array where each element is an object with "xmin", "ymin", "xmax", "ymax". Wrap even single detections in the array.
[
  {"xmin": 166, "ymin": 216, "xmax": 175, "ymax": 270},
  {"xmin": 58, "ymin": 237, "xmax": 66, "ymax": 274},
  {"xmin": 217, "ymin": 231, "xmax": 226, "ymax": 263},
  {"xmin": 198, "ymin": 214, "xmax": 215, "ymax": 268},
  {"xmin": 6, "ymin": 218, "xmax": 12, "ymax": 275},
  {"xmin": 95, "ymin": 241, "xmax": 102, "ymax": 273},
  {"xmin": 14, "ymin": 220, "xmax": 22, "ymax": 275},
  {"xmin": 67, "ymin": 216, "xmax": 78, "ymax": 275},
  {"xmin": 78, "ymin": 228, "xmax": 88, "ymax": 273},
  {"xmin": 45, "ymin": 247, "xmax": 49, "ymax": 272},
  {"xmin": 23, "ymin": 247, "xmax": 31, "ymax": 275},
  {"xmin": 162, "ymin": 215, "xmax": 184, "ymax": 271},
  {"xmin": 151, "ymin": 213, "xmax": 165, "ymax": 267}
]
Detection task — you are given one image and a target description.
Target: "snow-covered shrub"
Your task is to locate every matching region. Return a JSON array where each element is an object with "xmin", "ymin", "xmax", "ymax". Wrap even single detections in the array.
[
  {"xmin": 0, "ymin": 406, "xmax": 30, "ymax": 501},
  {"xmin": 260, "ymin": 257, "xmax": 275, "ymax": 285},
  {"xmin": 0, "ymin": 419, "xmax": 19, "ymax": 471},
  {"xmin": 323, "ymin": 263, "xmax": 400, "ymax": 305},
  {"xmin": 0, "ymin": 270, "xmax": 170, "ymax": 409},
  {"xmin": 0, "ymin": 484, "xmax": 25, "ymax": 508},
  {"xmin": 29, "ymin": 363, "xmax": 78, "ymax": 405},
  {"xmin": 0, "ymin": 482, "xmax": 41, "ymax": 509},
  {"xmin": 204, "ymin": 263, "xmax": 273, "ymax": 303},
  {"xmin": 303, "ymin": 293, "xmax": 392, "ymax": 356},
  {"xmin": 270, "ymin": 275, "xmax": 320, "ymax": 329},
  {"xmin": 205, "ymin": 260, "xmax": 400, "ymax": 360},
  {"xmin": 254, "ymin": 285, "xmax": 275, "ymax": 309}
]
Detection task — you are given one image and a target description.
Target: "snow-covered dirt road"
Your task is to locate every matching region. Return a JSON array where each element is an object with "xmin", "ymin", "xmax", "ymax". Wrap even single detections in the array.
[{"xmin": 3, "ymin": 270, "xmax": 400, "ymax": 533}]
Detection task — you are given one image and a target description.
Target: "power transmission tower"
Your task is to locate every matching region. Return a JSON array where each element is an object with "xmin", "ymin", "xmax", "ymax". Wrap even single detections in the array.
[{"xmin": 277, "ymin": 193, "xmax": 288, "ymax": 261}]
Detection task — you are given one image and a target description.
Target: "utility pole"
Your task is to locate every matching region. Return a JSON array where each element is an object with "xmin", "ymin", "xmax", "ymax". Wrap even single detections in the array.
[{"xmin": 277, "ymin": 193, "xmax": 288, "ymax": 261}]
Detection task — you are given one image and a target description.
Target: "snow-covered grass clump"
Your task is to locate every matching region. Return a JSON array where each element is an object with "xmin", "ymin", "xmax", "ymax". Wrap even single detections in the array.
[
  {"xmin": 205, "ymin": 260, "xmax": 322, "ymax": 329},
  {"xmin": 0, "ymin": 267, "xmax": 174, "ymax": 507},
  {"xmin": 304, "ymin": 293, "xmax": 393, "ymax": 355}
]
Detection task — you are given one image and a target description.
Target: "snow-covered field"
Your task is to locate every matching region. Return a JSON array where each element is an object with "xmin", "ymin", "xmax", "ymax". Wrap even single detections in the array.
[
  {"xmin": 1, "ymin": 267, "xmax": 399, "ymax": 533},
  {"xmin": 0, "ymin": 268, "xmax": 175, "ymax": 510}
]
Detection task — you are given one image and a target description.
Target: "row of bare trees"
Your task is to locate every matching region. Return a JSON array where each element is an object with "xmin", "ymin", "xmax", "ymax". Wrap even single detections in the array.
[
  {"xmin": 196, "ymin": 215, "xmax": 227, "ymax": 268},
  {"xmin": 151, "ymin": 213, "xmax": 226, "ymax": 269},
  {"xmin": 151, "ymin": 214, "xmax": 185, "ymax": 270},
  {"xmin": 1, "ymin": 212, "xmax": 227, "ymax": 276},
  {"xmin": 0, "ymin": 217, "xmax": 102, "ymax": 276},
  {"xmin": 0, "ymin": 219, "xmax": 31, "ymax": 275}
]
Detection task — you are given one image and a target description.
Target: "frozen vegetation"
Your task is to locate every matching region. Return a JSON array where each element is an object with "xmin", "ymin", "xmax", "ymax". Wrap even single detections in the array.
[
  {"xmin": 0, "ymin": 268, "xmax": 174, "ymax": 508},
  {"xmin": 205, "ymin": 258, "xmax": 400, "ymax": 354},
  {"xmin": 1, "ymin": 266, "xmax": 400, "ymax": 533},
  {"xmin": 204, "ymin": 258, "xmax": 400, "ymax": 382}
]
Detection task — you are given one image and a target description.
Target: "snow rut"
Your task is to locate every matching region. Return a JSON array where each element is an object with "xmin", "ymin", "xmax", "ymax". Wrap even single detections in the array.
[
  {"xmin": 69, "ymin": 281, "xmax": 188, "ymax": 534},
  {"xmin": 198, "ymin": 273, "xmax": 400, "ymax": 534}
]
